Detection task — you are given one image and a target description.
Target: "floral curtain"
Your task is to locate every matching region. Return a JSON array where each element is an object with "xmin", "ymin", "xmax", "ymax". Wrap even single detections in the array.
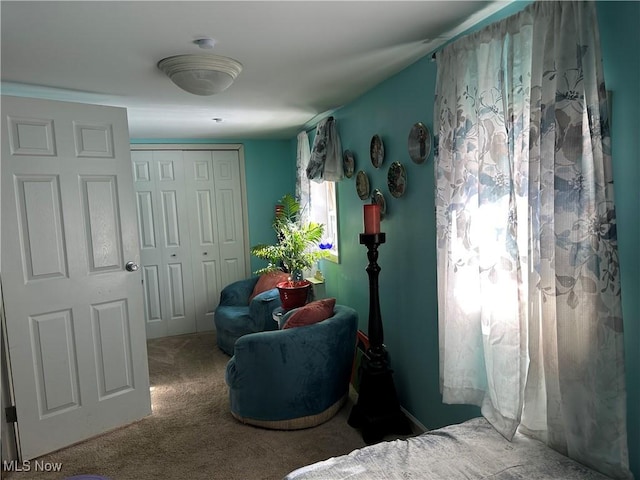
[
  {"xmin": 434, "ymin": 2, "xmax": 631, "ymax": 478},
  {"xmin": 306, "ymin": 116, "xmax": 343, "ymax": 182}
]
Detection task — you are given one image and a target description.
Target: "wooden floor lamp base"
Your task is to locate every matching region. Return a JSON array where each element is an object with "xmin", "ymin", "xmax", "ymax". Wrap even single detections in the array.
[{"xmin": 348, "ymin": 355, "xmax": 412, "ymax": 444}]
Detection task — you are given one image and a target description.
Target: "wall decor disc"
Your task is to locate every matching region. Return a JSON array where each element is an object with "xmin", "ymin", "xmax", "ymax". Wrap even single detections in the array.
[
  {"xmin": 372, "ymin": 189, "xmax": 386, "ymax": 219},
  {"xmin": 343, "ymin": 150, "xmax": 355, "ymax": 178},
  {"xmin": 387, "ymin": 161, "xmax": 407, "ymax": 198},
  {"xmin": 408, "ymin": 122, "xmax": 431, "ymax": 164},
  {"xmin": 356, "ymin": 170, "xmax": 370, "ymax": 200},
  {"xmin": 370, "ymin": 134, "xmax": 385, "ymax": 168}
]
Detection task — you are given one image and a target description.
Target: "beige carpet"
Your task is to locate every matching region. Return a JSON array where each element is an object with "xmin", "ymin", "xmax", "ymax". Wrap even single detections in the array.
[{"xmin": 4, "ymin": 332, "xmax": 369, "ymax": 480}]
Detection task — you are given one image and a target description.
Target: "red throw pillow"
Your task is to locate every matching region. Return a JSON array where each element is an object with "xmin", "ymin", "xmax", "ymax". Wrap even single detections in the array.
[
  {"xmin": 249, "ymin": 271, "xmax": 289, "ymax": 302},
  {"xmin": 283, "ymin": 298, "xmax": 336, "ymax": 329}
]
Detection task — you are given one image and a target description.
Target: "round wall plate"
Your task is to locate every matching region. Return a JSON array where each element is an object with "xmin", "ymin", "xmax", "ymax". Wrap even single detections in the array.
[
  {"xmin": 343, "ymin": 150, "xmax": 355, "ymax": 178},
  {"xmin": 356, "ymin": 170, "xmax": 370, "ymax": 200},
  {"xmin": 408, "ymin": 122, "xmax": 431, "ymax": 164},
  {"xmin": 387, "ymin": 161, "xmax": 407, "ymax": 198},
  {"xmin": 370, "ymin": 134, "xmax": 385, "ymax": 168}
]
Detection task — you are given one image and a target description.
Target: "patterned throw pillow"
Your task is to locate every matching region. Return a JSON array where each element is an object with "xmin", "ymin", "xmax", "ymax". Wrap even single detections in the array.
[
  {"xmin": 249, "ymin": 271, "xmax": 289, "ymax": 302},
  {"xmin": 282, "ymin": 298, "xmax": 336, "ymax": 329}
]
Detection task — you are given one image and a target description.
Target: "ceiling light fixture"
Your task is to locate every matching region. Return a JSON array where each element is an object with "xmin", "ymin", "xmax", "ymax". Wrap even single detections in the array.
[{"xmin": 157, "ymin": 53, "xmax": 243, "ymax": 96}]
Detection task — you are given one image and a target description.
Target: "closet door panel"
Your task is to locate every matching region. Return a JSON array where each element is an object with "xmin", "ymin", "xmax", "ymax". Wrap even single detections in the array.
[
  {"xmin": 132, "ymin": 151, "xmax": 165, "ymax": 338},
  {"xmin": 152, "ymin": 151, "xmax": 196, "ymax": 337},
  {"xmin": 132, "ymin": 150, "xmax": 196, "ymax": 338},
  {"xmin": 184, "ymin": 151, "xmax": 222, "ymax": 333},
  {"xmin": 212, "ymin": 150, "xmax": 246, "ymax": 291}
]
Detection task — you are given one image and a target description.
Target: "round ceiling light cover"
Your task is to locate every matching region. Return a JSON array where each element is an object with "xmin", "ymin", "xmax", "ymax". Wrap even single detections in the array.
[{"xmin": 157, "ymin": 54, "xmax": 243, "ymax": 96}]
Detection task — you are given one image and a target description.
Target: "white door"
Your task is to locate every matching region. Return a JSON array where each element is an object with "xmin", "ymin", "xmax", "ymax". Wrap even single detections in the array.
[
  {"xmin": 1, "ymin": 96, "xmax": 151, "ymax": 460},
  {"xmin": 131, "ymin": 150, "xmax": 196, "ymax": 339},
  {"xmin": 208, "ymin": 150, "xmax": 247, "ymax": 289},
  {"xmin": 183, "ymin": 151, "xmax": 222, "ymax": 334},
  {"xmin": 184, "ymin": 150, "xmax": 247, "ymax": 333}
]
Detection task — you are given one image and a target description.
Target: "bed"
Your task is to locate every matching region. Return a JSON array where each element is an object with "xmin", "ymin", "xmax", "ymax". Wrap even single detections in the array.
[{"xmin": 284, "ymin": 417, "xmax": 611, "ymax": 479}]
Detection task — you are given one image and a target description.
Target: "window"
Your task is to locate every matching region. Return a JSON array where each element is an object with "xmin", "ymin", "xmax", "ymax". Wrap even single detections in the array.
[{"xmin": 308, "ymin": 180, "xmax": 338, "ymax": 263}]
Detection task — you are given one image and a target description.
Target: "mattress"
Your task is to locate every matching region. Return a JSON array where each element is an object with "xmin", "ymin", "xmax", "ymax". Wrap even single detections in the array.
[{"xmin": 284, "ymin": 417, "xmax": 611, "ymax": 479}]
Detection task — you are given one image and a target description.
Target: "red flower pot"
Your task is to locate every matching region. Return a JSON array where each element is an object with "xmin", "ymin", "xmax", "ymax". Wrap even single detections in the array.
[{"xmin": 277, "ymin": 280, "xmax": 311, "ymax": 310}]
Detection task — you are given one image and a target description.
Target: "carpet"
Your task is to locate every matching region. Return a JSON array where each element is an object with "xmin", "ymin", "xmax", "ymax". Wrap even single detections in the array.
[{"xmin": 3, "ymin": 332, "xmax": 368, "ymax": 480}]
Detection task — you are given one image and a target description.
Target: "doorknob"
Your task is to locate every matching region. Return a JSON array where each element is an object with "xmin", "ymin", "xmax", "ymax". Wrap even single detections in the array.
[{"xmin": 125, "ymin": 261, "xmax": 139, "ymax": 272}]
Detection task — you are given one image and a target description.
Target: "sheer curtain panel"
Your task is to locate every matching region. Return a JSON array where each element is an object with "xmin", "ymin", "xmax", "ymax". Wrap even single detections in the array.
[
  {"xmin": 296, "ymin": 130, "xmax": 311, "ymax": 224},
  {"xmin": 434, "ymin": 2, "xmax": 631, "ymax": 478}
]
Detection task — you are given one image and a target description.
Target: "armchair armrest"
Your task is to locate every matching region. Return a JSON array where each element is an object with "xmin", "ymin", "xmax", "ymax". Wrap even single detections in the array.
[
  {"xmin": 248, "ymin": 289, "xmax": 282, "ymax": 331},
  {"xmin": 219, "ymin": 276, "xmax": 259, "ymax": 306}
]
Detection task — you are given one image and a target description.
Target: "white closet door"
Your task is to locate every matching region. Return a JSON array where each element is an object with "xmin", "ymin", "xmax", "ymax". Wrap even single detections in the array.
[
  {"xmin": 182, "ymin": 150, "xmax": 247, "ymax": 333},
  {"xmin": 132, "ymin": 150, "xmax": 196, "ymax": 338},
  {"xmin": 212, "ymin": 150, "xmax": 247, "ymax": 289},
  {"xmin": 183, "ymin": 151, "xmax": 222, "ymax": 333}
]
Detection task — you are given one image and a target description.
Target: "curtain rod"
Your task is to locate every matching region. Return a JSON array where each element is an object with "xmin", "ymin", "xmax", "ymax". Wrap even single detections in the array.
[{"xmin": 303, "ymin": 115, "xmax": 334, "ymax": 135}]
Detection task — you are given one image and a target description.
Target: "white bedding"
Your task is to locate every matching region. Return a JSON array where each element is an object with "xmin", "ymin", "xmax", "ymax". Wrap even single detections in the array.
[{"xmin": 284, "ymin": 417, "xmax": 611, "ymax": 479}]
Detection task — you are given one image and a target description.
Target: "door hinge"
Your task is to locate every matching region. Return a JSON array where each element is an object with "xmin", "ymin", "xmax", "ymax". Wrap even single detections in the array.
[{"xmin": 5, "ymin": 405, "xmax": 17, "ymax": 423}]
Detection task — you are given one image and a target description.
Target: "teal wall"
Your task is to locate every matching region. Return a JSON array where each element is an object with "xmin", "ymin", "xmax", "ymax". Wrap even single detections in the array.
[
  {"xmin": 313, "ymin": 1, "xmax": 639, "ymax": 476},
  {"xmin": 130, "ymin": 138, "xmax": 295, "ymax": 274},
  {"xmin": 319, "ymin": 56, "xmax": 481, "ymax": 426},
  {"xmin": 597, "ymin": 2, "xmax": 640, "ymax": 475}
]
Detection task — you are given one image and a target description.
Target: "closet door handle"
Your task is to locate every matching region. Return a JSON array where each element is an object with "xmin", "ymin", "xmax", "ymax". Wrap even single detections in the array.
[
  {"xmin": 203, "ymin": 252, "xmax": 208, "ymax": 256},
  {"xmin": 170, "ymin": 254, "xmax": 177, "ymax": 257}
]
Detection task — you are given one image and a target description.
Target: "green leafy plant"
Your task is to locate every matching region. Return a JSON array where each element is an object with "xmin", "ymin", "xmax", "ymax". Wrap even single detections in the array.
[{"xmin": 251, "ymin": 194, "xmax": 327, "ymax": 284}]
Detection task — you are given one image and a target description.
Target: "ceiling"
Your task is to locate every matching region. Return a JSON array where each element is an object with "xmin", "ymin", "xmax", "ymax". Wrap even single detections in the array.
[{"xmin": 1, "ymin": 1, "xmax": 510, "ymax": 140}]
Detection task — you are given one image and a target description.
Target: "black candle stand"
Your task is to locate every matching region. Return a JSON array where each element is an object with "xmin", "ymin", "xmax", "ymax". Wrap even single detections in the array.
[{"xmin": 348, "ymin": 232, "xmax": 412, "ymax": 444}]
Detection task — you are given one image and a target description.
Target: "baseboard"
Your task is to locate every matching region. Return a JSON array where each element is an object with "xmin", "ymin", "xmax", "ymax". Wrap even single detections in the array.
[
  {"xmin": 400, "ymin": 406, "xmax": 427, "ymax": 434},
  {"xmin": 348, "ymin": 385, "xmax": 427, "ymax": 435}
]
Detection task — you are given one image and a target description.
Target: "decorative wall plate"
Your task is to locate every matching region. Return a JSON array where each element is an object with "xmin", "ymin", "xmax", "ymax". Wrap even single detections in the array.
[
  {"xmin": 387, "ymin": 161, "xmax": 407, "ymax": 198},
  {"xmin": 370, "ymin": 134, "xmax": 385, "ymax": 168},
  {"xmin": 408, "ymin": 122, "xmax": 431, "ymax": 164},
  {"xmin": 372, "ymin": 189, "xmax": 386, "ymax": 219},
  {"xmin": 343, "ymin": 150, "xmax": 355, "ymax": 178},
  {"xmin": 356, "ymin": 170, "xmax": 370, "ymax": 200}
]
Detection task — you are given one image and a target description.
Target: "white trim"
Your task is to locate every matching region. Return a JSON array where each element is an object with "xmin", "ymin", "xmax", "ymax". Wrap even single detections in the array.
[
  {"xmin": 401, "ymin": 406, "xmax": 428, "ymax": 433},
  {"xmin": 129, "ymin": 143, "xmax": 251, "ymax": 278},
  {"xmin": 130, "ymin": 143, "xmax": 243, "ymax": 151}
]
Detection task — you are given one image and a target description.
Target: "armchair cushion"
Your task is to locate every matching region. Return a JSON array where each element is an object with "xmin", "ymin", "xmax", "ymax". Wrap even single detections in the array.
[
  {"xmin": 282, "ymin": 298, "xmax": 336, "ymax": 329},
  {"xmin": 249, "ymin": 271, "xmax": 289, "ymax": 302}
]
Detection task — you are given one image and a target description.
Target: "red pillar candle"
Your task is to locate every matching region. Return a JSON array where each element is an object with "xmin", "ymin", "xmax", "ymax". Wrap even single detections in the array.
[{"xmin": 363, "ymin": 204, "xmax": 381, "ymax": 234}]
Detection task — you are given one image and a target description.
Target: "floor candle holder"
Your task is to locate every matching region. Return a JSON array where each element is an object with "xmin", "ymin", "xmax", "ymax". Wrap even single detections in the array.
[{"xmin": 348, "ymin": 232, "xmax": 412, "ymax": 444}]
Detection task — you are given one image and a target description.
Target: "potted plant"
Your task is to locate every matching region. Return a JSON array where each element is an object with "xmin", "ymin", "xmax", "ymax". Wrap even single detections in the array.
[{"xmin": 251, "ymin": 194, "xmax": 327, "ymax": 309}]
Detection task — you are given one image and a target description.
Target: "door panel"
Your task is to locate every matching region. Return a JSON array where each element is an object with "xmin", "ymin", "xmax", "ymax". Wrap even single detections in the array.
[
  {"xmin": 131, "ymin": 150, "xmax": 196, "ymax": 338},
  {"xmin": 1, "ymin": 96, "xmax": 151, "ymax": 460},
  {"xmin": 15, "ymin": 175, "xmax": 68, "ymax": 280},
  {"xmin": 80, "ymin": 175, "xmax": 123, "ymax": 273},
  {"xmin": 212, "ymin": 150, "xmax": 246, "ymax": 290},
  {"xmin": 91, "ymin": 299, "xmax": 134, "ymax": 399},
  {"xmin": 30, "ymin": 309, "xmax": 80, "ymax": 416}
]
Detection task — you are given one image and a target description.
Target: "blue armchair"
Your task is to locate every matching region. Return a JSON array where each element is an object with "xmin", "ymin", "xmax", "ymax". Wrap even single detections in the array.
[
  {"xmin": 214, "ymin": 276, "xmax": 283, "ymax": 355},
  {"xmin": 225, "ymin": 304, "xmax": 358, "ymax": 429}
]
